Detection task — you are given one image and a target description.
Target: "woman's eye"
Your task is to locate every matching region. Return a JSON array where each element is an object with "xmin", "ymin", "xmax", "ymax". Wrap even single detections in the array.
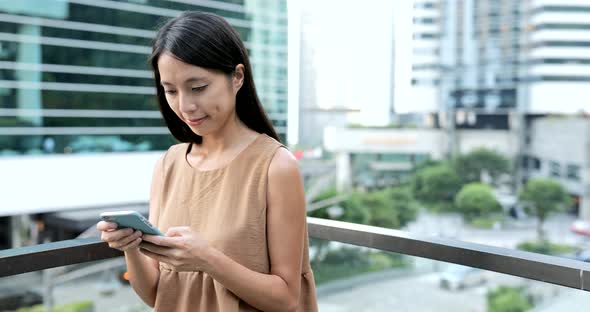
[
  {"xmin": 164, "ymin": 90, "xmax": 177, "ymax": 95},
  {"xmin": 192, "ymin": 85, "xmax": 207, "ymax": 92}
]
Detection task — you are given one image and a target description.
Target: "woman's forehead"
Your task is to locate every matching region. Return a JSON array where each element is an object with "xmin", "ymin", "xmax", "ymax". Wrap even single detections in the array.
[
  {"xmin": 158, "ymin": 53, "xmax": 203, "ymax": 71},
  {"xmin": 158, "ymin": 53, "xmax": 213, "ymax": 81}
]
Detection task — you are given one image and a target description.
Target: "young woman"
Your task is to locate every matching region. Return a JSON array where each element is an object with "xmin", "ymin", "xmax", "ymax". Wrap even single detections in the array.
[{"xmin": 97, "ymin": 11, "xmax": 318, "ymax": 312}]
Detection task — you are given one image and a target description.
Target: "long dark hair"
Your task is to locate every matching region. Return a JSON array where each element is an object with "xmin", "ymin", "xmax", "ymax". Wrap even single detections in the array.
[{"xmin": 149, "ymin": 11, "xmax": 280, "ymax": 144}]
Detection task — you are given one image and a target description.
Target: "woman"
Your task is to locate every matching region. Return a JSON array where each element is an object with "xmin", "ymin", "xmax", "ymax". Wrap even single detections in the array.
[{"xmin": 97, "ymin": 11, "xmax": 318, "ymax": 312}]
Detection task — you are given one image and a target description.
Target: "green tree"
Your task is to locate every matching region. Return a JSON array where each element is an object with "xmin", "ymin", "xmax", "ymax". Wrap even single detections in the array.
[
  {"xmin": 357, "ymin": 191, "xmax": 394, "ymax": 228},
  {"xmin": 359, "ymin": 188, "xmax": 419, "ymax": 229},
  {"xmin": 308, "ymin": 191, "xmax": 371, "ymax": 269},
  {"xmin": 487, "ymin": 286, "xmax": 533, "ymax": 312},
  {"xmin": 412, "ymin": 163, "xmax": 462, "ymax": 211},
  {"xmin": 308, "ymin": 187, "xmax": 418, "ymax": 229},
  {"xmin": 384, "ymin": 187, "xmax": 419, "ymax": 227},
  {"xmin": 453, "ymin": 148, "xmax": 510, "ymax": 185},
  {"xmin": 412, "ymin": 159, "xmax": 442, "ymax": 172},
  {"xmin": 518, "ymin": 179, "xmax": 570, "ymax": 241},
  {"xmin": 455, "ymin": 183, "xmax": 502, "ymax": 221}
]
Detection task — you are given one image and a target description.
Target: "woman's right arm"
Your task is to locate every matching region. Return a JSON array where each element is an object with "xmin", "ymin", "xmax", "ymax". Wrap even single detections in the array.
[{"xmin": 97, "ymin": 155, "xmax": 165, "ymax": 307}]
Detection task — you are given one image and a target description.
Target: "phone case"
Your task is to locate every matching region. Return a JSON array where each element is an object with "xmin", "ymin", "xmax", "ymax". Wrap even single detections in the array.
[{"xmin": 100, "ymin": 210, "xmax": 164, "ymax": 236}]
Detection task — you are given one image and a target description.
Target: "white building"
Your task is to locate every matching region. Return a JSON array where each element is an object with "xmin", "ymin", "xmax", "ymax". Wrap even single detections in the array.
[
  {"xmin": 411, "ymin": 0, "xmax": 590, "ymax": 117},
  {"xmin": 324, "ymin": 116, "xmax": 590, "ymax": 220}
]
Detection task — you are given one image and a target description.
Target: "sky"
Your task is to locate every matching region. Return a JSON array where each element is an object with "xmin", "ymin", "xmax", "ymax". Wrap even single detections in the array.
[{"xmin": 288, "ymin": 0, "xmax": 413, "ymax": 135}]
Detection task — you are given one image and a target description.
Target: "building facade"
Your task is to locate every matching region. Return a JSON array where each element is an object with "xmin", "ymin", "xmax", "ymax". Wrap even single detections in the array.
[
  {"xmin": 409, "ymin": 0, "xmax": 590, "ymax": 219},
  {"xmin": 0, "ymin": 0, "xmax": 288, "ymax": 156},
  {"xmin": 412, "ymin": 0, "xmax": 590, "ymax": 123}
]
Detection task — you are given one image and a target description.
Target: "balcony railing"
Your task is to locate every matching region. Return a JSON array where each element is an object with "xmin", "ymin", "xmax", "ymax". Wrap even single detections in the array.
[{"xmin": 2, "ymin": 217, "xmax": 590, "ymax": 292}]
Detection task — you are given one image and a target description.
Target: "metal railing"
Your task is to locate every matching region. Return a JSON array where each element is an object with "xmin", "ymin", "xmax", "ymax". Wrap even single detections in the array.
[{"xmin": 2, "ymin": 217, "xmax": 590, "ymax": 292}]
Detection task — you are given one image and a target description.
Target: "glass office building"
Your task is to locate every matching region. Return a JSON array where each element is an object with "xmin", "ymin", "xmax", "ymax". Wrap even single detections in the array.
[{"xmin": 0, "ymin": 0, "xmax": 288, "ymax": 155}]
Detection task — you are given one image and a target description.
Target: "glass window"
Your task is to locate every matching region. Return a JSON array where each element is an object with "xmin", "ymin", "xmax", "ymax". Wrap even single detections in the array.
[
  {"xmin": 549, "ymin": 161, "xmax": 561, "ymax": 178},
  {"xmin": 566, "ymin": 164, "xmax": 581, "ymax": 181}
]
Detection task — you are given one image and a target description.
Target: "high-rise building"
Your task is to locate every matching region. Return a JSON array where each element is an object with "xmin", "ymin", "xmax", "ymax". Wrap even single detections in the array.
[
  {"xmin": 0, "ymin": 0, "xmax": 288, "ymax": 156},
  {"xmin": 411, "ymin": 0, "xmax": 590, "ymax": 128},
  {"xmin": 245, "ymin": 0, "xmax": 288, "ymax": 143},
  {"xmin": 411, "ymin": 0, "xmax": 590, "ymax": 218},
  {"xmin": 410, "ymin": 0, "xmax": 440, "ymax": 114}
]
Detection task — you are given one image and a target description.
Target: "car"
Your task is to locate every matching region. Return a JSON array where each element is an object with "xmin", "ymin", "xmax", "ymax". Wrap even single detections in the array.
[
  {"xmin": 439, "ymin": 264, "xmax": 487, "ymax": 291},
  {"xmin": 574, "ymin": 250, "xmax": 590, "ymax": 262},
  {"xmin": 571, "ymin": 220, "xmax": 590, "ymax": 237},
  {"xmin": 0, "ymin": 287, "xmax": 43, "ymax": 310}
]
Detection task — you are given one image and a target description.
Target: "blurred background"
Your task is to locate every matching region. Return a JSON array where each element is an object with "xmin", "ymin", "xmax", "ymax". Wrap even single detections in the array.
[{"xmin": 1, "ymin": 0, "xmax": 590, "ymax": 311}]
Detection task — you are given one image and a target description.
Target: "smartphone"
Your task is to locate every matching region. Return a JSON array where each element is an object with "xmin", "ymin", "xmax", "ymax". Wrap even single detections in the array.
[{"xmin": 100, "ymin": 210, "xmax": 164, "ymax": 236}]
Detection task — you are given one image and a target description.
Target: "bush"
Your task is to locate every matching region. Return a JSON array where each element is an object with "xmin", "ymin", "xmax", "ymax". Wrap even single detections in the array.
[
  {"xmin": 487, "ymin": 286, "xmax": 532, "ymax": 312},
  {"xmin": 386, "ymin": 187, "xmax": 419, "ymax": 227},
  {"xmin": 455, "ymin": 183, "xmax": 502, "ymax": 221},
  {"xmin": 310, "ymin": 187, "xmax": 418, "ymax": 230},
  {"xmin": 311, "ymin": 247, "xmax": 407, "ymax": 285},
  {"xmin": 307, "ymin": 188, "xmax": 339, "ymax": 220},
  {"xmin": 17, "ymin": 301, "xmax": 94, "ymax": 312},
  {"xmin": 517, "ymin": 240, "xmax": 577, "ymax": 256},
  {"xmin": 469, "ymin": 215, "xmax": 503, "ymax": 229},
  {"xmin": 338, "ymin": 192, "xmax": 372, "ymax": 225},
  {"xmin": 310, "ymin": 187, "xmax": 339, "ymax": 203}
]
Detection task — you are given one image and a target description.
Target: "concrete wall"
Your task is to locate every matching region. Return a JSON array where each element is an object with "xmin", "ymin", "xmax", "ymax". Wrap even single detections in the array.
[
  {"xmin": 324, "ymin": 127, "xmax": 517, "ymax": 157},
  {"xmin": 456, "ymin": 130, "xmax": 518, "ymax": 158},
  {"xmin": 323, "ymin": 126, "xmax": 446, "ymax": 158},
  {"xmin": 529, "ymin": 118, "xmax": 588, "ymax": 165},
  {"xmin": 526, "ymin": 117, "xmax": 590, "ymax": 205}
]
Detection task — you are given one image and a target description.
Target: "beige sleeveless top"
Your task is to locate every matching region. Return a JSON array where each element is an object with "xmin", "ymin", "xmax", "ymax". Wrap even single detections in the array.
[{"xmin": 153, "ymin": 133, "xmax": 318, "ymax": 312}]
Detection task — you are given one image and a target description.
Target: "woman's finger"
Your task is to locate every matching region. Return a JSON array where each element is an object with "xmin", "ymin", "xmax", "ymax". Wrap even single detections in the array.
[
  {"xmin": 102, "ymin": 228, "xmax": 134, "ymax": 242},
  {"xmin": 96, "ymin": 221, "xmax": 117, "ymax": 231},
  {"xmin": 139, "ymin": 241, "xmax": 172, "ymax": 255},
  {"xmin": 109, "ymin": 230, "xmax": 142, "ymax": 249},
  {"xmin": 140, "ymin": 248, "xmax": 171, "ymax": 264},
  {"xmin": 120, "ymin": 237, "xmax": 143, "ymax": 251}
]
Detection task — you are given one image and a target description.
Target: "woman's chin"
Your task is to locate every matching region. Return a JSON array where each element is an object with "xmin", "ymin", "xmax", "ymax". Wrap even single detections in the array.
[
  {"xmin": 187, "ymin": 125, "xmax": 212, "ymax": 137},
  {"xmin": 189, "ymin": 128, "xmax": 205, "ymax": 136}
]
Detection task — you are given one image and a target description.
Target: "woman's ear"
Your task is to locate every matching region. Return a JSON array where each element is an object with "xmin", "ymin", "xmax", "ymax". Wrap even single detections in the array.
[{"xmin": 232, "ymin": 64, "xmax": 245, "ymax": 94}]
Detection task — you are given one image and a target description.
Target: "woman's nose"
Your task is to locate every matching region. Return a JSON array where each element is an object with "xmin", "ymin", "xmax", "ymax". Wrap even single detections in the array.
[{"xmin": 178, "ymin": 93, "xmax": 197, "ymax": 113}]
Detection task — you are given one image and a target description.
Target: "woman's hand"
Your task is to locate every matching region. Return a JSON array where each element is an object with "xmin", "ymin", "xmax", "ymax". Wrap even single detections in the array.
[
  {"xmin": 97, "ymin": 221, "xmax": 143, "ymax": 252},
  {"xmin": 139, "ymin": 226, "xmax": 211, "ymax": 271}
]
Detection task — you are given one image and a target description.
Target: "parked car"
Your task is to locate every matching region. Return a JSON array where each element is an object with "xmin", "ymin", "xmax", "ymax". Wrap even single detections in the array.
[
  {"xmin": 574, "ymin": 250, "xmax": 590, "ymax": 262},
  {"xmin": 0, "ymin": 287, "xmax": 42, "ymax": 310},
  {"xmin": 439, "ymin": 264, "xmax": 487, "ymax": 291},
  {"xmin": 494, "ymin": 191, "xmax": 527, "ymax": 219},
  {"xmin": 571, "ymin": 220, "xmax": 590, "ymax": 237}
]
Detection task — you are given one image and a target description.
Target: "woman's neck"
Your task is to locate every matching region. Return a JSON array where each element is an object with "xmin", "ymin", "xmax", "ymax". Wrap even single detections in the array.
[{"xmin": 197, "ymin": 115, "xmax": 257, "ymax": 156}]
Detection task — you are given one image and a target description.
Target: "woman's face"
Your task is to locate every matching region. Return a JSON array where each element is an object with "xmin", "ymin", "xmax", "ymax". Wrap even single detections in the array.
[{"xmin": 157, "ymin": 53, "xmax": 243, "ymax": 136}]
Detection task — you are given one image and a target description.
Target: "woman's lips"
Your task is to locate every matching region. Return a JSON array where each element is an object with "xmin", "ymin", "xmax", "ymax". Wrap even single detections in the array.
[{"xmin": 186, "ymin": 116, "xmax": 208, "ymax": 126}]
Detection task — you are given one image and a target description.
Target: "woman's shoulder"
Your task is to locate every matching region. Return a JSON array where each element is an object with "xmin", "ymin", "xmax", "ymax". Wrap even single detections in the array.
[
  {"xmin": 268, "ymin": 146, "xmax": 298, "ymax": 175},
  {"xmin": 236, "ymin": 133, "xmax": 289, "ymax": 172},
  {"xmin": 156, "ymin": 142, "xmax": 190, "ymax": 172},
  {"xmin": 167, "ymin": 142, "xmax": 190, "ymax": 155},
  {"xmin": 258, "ymin": 133, "xmax": 285, "ymax": 151},
  {"xmin": 262, "ymin": 135, "xmax": 298, "ymax": 180}
]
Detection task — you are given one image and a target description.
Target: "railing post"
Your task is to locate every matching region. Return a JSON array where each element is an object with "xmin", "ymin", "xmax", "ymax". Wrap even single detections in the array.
[{"xmin": 43, "ymin": 268, "xmax": 54, "ymax": 312}]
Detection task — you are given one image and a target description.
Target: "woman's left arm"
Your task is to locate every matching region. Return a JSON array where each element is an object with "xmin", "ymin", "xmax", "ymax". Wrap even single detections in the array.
[{"xmin": 140, "ymin": 148, "xmax": 306, "ymax": 312}]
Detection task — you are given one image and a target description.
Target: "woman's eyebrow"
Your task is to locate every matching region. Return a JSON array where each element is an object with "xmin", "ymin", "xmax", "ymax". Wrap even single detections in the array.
[{"xmin": 161, "ymin": 77, "xmax": 206, "ymax": 86}]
